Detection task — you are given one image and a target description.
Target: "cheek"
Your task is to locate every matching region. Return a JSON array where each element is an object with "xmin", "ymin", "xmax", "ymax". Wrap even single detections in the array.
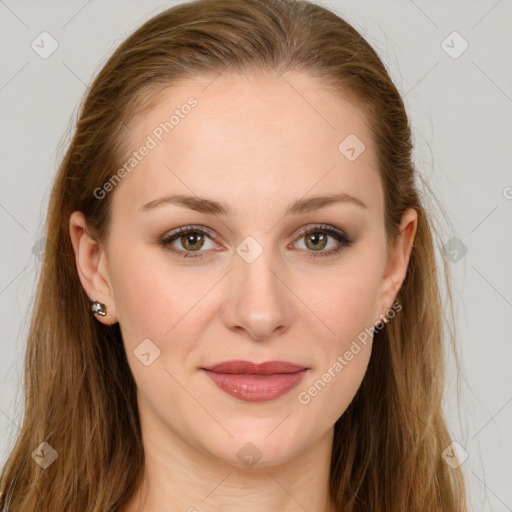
[
  {"xmin": 291, "ymin": 250, "xmax": 382, "ymax": 418},
  {"xmin": 298, "ymin": 259, "xmax": 382, "ymax": 348},
  {"xmin": 295, "ymin": 273, "xmax": 377, "ymax": 424},
  {"xmin": 109, "ymin": 245, "xmax": 211, "ymax": 341}
]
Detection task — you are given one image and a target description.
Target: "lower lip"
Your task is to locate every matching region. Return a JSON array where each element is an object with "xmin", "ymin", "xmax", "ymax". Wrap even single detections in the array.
[{"xmin": 202, "ymin": 369, "xmax": 308, "ymax": 402}]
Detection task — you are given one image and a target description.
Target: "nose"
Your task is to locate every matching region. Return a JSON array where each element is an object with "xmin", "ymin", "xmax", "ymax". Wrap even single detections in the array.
[{"xmin": 220, "ymin": 246, "xmax": 293, "ymax": 341}]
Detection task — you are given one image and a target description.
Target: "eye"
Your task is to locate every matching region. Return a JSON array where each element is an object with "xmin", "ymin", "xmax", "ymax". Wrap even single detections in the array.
[
  {"xmin": 159, "ymin": 225, "xmax": 218, "ymax": 259},
  {"xmin": 292, "ymin": 224, "xmax": 353, "ymax": 258}
]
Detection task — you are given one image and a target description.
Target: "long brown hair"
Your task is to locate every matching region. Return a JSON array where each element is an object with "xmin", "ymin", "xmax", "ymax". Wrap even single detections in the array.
[{"xmin": 0, "ymin": 0, "xmax": 467, "ymax": 510}]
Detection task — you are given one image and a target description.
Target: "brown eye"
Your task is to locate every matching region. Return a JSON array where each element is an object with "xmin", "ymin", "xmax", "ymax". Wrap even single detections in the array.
[
  {"xmin": 304, "ymin": 232, "xmax": 328, "ymax": 251},
  {"xmin": 159, "ymin": 226, "xmax": 217, "ymax": 259},
  {"xmin": 294, "ymin": 225, "xmax": 353, "ymax": 259},
  {"xmin": 180, "ymin": 232, "xmax": 205, "ymax": 251}
]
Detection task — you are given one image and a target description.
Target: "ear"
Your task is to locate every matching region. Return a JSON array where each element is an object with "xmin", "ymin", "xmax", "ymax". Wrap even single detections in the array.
[
  {"xmin": 375, "ymin": 208, "xmax": 417, "ymax": 323},
  {"xmin": 69, "ymin": 211, "xmax": 118, "ymax": 325}
]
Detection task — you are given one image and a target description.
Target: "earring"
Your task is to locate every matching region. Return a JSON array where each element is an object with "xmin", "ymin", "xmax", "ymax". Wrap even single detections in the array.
[{"xmin": 90, "ymin": 300, "xmax": 107, "ymax": 317}]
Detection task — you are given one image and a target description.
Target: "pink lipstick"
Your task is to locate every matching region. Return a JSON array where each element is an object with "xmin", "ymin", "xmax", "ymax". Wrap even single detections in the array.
[{"xmin": 202, "ymin": 360, "xmax": 308, "ymax": 402}]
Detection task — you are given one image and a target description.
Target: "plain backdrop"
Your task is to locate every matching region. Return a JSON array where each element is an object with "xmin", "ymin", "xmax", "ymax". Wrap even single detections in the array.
[{"xmin": 1, "ymin": 1, "xmax": 511, "ymax": 510}]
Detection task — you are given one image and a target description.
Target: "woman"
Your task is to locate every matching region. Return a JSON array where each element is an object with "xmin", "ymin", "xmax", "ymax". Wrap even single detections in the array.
[{"xmin": 0, "ymin": 0, "xmax": 468, "ymax": 510}]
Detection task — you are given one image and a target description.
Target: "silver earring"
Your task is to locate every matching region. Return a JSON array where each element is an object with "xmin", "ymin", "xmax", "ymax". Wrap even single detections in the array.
[{"xmin": 90, "ymin": 300, "xmax": 107, "ymax": 317}]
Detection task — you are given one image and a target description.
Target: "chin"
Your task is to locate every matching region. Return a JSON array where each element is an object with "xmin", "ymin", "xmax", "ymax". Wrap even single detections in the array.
[{"xmin": 198, "ymin": 420, "xmax": 307, "ymax": 469}]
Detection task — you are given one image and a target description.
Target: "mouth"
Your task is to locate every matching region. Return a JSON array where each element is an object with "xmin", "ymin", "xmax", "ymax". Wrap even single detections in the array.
[{"xmin": 201, "ymin": 360, "xmax": 309, "ymax": 402}]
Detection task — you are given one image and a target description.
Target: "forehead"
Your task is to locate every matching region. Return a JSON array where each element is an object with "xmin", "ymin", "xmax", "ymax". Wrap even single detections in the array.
[{"xmin": 112, "ymin": 71, "xmax": 383, "ymax": 218}]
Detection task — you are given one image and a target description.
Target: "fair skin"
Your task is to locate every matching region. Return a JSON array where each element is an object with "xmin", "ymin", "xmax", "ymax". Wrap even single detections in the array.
[{"xmin": 70, "ymin": 71, "xmax": 417, "ymax": 512}]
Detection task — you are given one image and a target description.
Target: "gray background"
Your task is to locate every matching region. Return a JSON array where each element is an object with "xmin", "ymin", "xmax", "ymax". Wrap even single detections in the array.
[{"xmin": 1, "ymin": 1, "xmax": 511, "ymax": 510}]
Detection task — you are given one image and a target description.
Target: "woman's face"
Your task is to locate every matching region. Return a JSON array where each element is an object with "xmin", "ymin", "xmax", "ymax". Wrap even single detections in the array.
[{"xmin": 73, "ymin": 71, "xmax": 416, "ymax": 468}]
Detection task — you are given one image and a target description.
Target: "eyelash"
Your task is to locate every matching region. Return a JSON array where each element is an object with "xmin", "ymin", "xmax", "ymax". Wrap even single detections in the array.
[{"xmin": 159, "ymin": 224, "xmax": 353, "ymax": 260}]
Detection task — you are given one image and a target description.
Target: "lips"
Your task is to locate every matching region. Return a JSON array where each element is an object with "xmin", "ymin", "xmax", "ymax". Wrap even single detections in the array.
[
  {"xmin": 202, "ymin": 360, "xmax": 308, "ymax": 402},
  {"xmin": 203, "ymin": 360, "xmax": 307, "ymax": 375}
]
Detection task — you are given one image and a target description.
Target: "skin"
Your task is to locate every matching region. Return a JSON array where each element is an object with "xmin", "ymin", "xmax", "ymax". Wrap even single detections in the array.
[{"xmin": 70, "ymin": 71, "xmax": 417, "ymax": 512}]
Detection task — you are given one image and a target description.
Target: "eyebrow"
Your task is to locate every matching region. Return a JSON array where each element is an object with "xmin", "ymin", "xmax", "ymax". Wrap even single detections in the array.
[{"xmin": 139, "ymin": 192, "xmax": 367, "ymax": 216}]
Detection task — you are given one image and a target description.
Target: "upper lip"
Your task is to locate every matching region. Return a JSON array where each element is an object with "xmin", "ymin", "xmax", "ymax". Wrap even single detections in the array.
[{"xmin": 202, "ymin": 360, "xmax": 307, "ymax": 375}]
